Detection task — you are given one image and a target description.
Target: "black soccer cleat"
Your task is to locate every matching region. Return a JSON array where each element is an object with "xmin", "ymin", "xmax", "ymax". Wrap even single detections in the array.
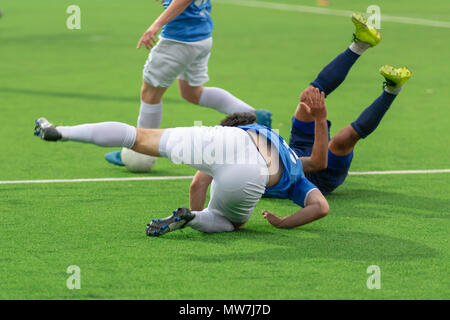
[
  {"xmin": 146, "ymin": 207, "xmax": 195, "ymax": 237},
  {"xmin": 34, "ymin": 118, "xmax": 62, "ymax": 141}
]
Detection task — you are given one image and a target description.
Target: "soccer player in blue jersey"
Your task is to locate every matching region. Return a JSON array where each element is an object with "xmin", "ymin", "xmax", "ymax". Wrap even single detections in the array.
[
  {"xmin": 34, "ymin": 87, "xmax": 329, "ymax": 235},
  {"xmin": 105, "ymin": 0, "xmax": 271, "ymax": 168},
  {"xmin": 287, "ymin": 14, "xmax": 411, "ymax": 198},
  {"xmin": 188, "ymin": 14, "xmax": 411, "ymax": 229}
]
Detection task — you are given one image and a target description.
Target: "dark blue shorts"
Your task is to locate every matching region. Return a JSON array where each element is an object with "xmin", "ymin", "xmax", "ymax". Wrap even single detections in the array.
[{"xmin": 289, "ymin": 117, "xmax": 353, "ymax": 195}]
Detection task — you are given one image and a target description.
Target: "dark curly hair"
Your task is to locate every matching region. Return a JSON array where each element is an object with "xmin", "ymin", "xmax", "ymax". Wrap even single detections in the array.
[{"xmin": 220, "ymin": 112, "xmax": 256, "ymax": 127}]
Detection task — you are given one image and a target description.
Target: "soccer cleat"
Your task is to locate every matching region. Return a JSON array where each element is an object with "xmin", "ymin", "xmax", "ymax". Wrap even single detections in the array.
[
  {"xmin": 351, "ymin": 13, "xmax": 382, "ymax": 47},
  {"xmin": 255, "ymin": 109, "xmax": 272, "ymax": 128},
  {"xmin": 34, "ymin": 118, "xmax": 62, "ymax": 141},
  {"xmin": 105, "ymin": 150, "xmax": 124, "ymax": 166},
  {"xmin": 379, "ymin": 65, "xmax": 412, "ymax": 88},
  {"xmin": 146, "ymin": 207, "xmax": 195, "ymax": 237}
]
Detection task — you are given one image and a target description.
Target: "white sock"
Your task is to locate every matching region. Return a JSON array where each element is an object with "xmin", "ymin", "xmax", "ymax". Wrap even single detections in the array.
[
  {"xmin": 56, "ymin": 122, "xmax": 136, "ymax": 148},
  {"xmin": 349, "ymin": 41, "xmax": 371, "ymax": 55},
  {"xmin": 199, "ymin": 87, "xmax": 255, "ymax": 114},
  {"xmin": 188, "ymin": 209, "xmax": 235, "ymax": 233},
  {"xmin": 384, "ymin": 85, "xmax": 402, "ymax": 95},
  {"xmin": 137, "ymin": 101, "xmax": 162, "ymax": 129}
]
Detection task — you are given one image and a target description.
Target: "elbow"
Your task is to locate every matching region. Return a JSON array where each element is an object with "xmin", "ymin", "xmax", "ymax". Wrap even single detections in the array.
[
  {"xmin": 190, "ymin": 181, "xmax": 201, "ymax": 193},
  {"xmin": 190, "ymin": 180, "xmax": 208, "ymax": 193},
  {"xmin": 316, "ymin": 200, "xmax": 330, "ymax": 219}
]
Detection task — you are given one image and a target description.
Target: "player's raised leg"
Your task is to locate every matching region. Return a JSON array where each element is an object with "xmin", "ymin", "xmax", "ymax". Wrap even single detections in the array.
[
  {"xmin": 329, "ymin": 65, "xmax": 412, "ymax": 157},
  {"xmin": 309, "ymin": 13, "xmax": 381, "ymax": 98},
  {"xmin": 34, "ymin": 119, "xmax": 164, "ymax": 156}
]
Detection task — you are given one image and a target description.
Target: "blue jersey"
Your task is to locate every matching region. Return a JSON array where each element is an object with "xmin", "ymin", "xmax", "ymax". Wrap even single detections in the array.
[
  {"xmin": 238, "ymin": 124, "xmax": 318, "ymax": 207},
  {"xmin": 161, "ymin": 0, "xmax": 213, "ymax": 42}
]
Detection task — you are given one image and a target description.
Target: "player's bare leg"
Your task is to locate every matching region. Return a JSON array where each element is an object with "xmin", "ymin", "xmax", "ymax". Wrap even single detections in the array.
[
  {"xmin": 141, "ymin": 80, "xmax": 167, "ymax": 105},
  {"xmin": 132, "ymin": 128, "xmax": 165, "ymax": 156},
  {"xmin": 328, "ymin": 125, "xmax": 360, "ymax": 156},
  {"xmin": 178, "ymin": 79, "xmax": 203, "ymax": 104},
  {"xmin": 34, "ymin": 118, "xmax": 164, "ymax": 157}
]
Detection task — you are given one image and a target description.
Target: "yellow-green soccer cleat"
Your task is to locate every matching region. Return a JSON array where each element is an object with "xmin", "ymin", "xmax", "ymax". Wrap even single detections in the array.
[
  {"xmin": 379, "ymin": 65, "xmax": 412, "ymax": 88},
  {"xmin": 351, "ymin": 13, "xmax": 382, "ymax": 47}
]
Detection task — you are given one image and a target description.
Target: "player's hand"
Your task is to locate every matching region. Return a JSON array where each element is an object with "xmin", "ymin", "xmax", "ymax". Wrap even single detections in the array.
[
  {"xmin": 137, "ymin": 23, "xmax": 161, "ymax": 50},
  {"xmin": 155, "ymin": 0, "xmax": 164, "ymax": 4},
  {"xmin": 262, "ymin": 210, "xmax": 283, "ymax": 228},
  {"xmin": 300, "ymin": 87, "xmax": 327, "ymax": 121}
]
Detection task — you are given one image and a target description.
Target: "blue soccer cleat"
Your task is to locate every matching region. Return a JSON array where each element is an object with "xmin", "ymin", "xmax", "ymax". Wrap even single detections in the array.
[
  {"xmin": 105, "ymin": 150, "xmax": 124, "ymax": 166},
  {"xmin": 255, "ymin": 109, "xmax": 272, "ymax": 128},
  {"xmin": 146, "ymin": 208, "xmax": 195, "ymax": 237}
]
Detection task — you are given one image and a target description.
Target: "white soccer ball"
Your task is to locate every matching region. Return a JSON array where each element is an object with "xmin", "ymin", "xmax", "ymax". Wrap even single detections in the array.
[{"xmin": 121, "ymin": 148, "xmax": 157, "ymax": 173}]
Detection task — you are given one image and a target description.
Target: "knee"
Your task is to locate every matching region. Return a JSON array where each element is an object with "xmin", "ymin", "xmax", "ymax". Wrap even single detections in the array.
[
  {"xmin": 141, "ymin": 82, "xmax": 162, "ymax": 104},
  {"xmin": 329, "ymin": 126, "xmax": 360, "ymax": 156},
  {"xmin": 180, "ymin": 86, "xmax": 202, "ymax": 105},
  {"xmin": 134, "ymin": 128, "xmax": 147, "ymax": 148},
  {"xmin": 329, "ymin": 137, "xmax": 351, "ymax": 153}
]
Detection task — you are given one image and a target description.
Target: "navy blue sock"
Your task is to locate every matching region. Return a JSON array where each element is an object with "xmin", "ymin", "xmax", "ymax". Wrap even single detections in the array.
[
  {"xmin": 351, "ymin": 91, "xmax": 397, "ymax": 139},
  {"xmin": 310, "ymin": 48, "xmax": 360, "ymax": 96}
]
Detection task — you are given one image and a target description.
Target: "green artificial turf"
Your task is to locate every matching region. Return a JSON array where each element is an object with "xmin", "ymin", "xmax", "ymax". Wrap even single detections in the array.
[{"xmin": 0, "ymin": 0, "xmax": 449, "ymax": 299}]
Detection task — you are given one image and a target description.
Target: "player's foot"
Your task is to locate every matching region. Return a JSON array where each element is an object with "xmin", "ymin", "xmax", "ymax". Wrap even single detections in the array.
[
  {"xmin": 34, "ymin": 118, "xmax": 62, "ymax": 141},
  {"xmin": 255, "ymin": 109, "xmax": 272, "ymax": 128},
  {"xmin": 351, "ymin": 13, "xmax": 382, "ymax": 47},
  {"xmin": 379, "ymin": 65, "xmax": 412, "ymax": 89},
  {"xmin": 105, "ymin": 150, "xmax": 124, "ymax": 166},
  {"xmin": 146, "ymin": 207, "xmax": 195, "ymax": 237}
]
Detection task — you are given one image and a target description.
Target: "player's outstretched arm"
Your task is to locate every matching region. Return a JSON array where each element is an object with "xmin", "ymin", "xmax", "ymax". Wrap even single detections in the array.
[
  {"xmin": 137, "ymin": 0, "xmax": 193, "ymax": 50},
  {"xmin": 262, "ymin": 190, "xmax": 329, "ymax": 229},
  {"xmin": 299, "ymin": 87, "xmax": 328, "ymax": 173},
  {"xmin": 190, "ymin": 171, "xmax": 213, "ymax": 211}
]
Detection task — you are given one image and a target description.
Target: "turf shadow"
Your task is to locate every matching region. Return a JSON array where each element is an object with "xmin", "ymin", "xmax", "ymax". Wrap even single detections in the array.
[
  {"xmin": 164, "ymin": 227, "xmax": 437, "ymax": 263},
  {"xmin": 327, "ymin": 188, "xmax": 450, "ymax": 219},
  {"xmin": 0, "ymin": 87, "xmax": 182, "ymax": 105}
]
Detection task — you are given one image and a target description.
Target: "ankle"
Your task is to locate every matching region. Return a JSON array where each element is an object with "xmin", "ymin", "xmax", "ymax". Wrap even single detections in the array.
[{"xmin": 349, "ymin": 41, "xmax": 371, "ymax": 55}]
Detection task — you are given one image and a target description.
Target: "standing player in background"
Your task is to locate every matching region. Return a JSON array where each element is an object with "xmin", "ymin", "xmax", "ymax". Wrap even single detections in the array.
[{"xmin": 105, "ymin": 0, "xmax": 272, "ymax": 169}]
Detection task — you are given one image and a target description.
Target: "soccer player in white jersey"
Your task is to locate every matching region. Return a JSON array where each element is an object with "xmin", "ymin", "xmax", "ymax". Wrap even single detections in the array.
[
  {"xmin": 34, "ymin": 87, "xmax": 330, "ymax": 236},
  {"xmin": 105, "ymin": 0, "xmax": 272, "ymax": 168}
]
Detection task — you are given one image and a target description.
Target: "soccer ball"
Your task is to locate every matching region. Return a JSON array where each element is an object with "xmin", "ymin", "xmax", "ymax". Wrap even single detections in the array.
[{"xmin": 121, "ymin": 148, "xmax": 157, "ymax": 173}]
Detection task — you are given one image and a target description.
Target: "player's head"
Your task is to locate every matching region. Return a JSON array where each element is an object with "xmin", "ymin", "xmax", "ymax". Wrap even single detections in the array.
[{"xmin": 220, "ymin": 112, "xmax": 256, "ymax": 127}]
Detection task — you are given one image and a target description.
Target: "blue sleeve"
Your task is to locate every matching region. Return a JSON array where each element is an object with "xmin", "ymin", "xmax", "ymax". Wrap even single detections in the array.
[{"xmin": 290, "ymin": 178, "xmax": 319, "ymax": 208}]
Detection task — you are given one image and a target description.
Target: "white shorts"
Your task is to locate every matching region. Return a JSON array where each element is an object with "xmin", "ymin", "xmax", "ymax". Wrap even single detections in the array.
[
  {"xmin": 142, "ymin": 37, "xmax": 212, "ymax": 88},
  {"xmin": 159, "ymin": 126, "xmax": 269, "ymax": 224}
]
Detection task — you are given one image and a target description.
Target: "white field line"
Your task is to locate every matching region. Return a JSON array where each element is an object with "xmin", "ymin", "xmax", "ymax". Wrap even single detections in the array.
[
  {"xmin": 215, "ymin": 0, "xmax": 450, "ymax": 29},
  {"xmin": 348, "ymin": 169, "xmax": 450, "ymax": 175},
  {"xmin": 0, "ymin": 176, "xmax": 195, "ymax": 184},
  {"xmin": 0, "ymin": 170, "xmax": 449, "ymax": 185}
]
